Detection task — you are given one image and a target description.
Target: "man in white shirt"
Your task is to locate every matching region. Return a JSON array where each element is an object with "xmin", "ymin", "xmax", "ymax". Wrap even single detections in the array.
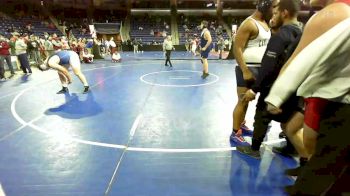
[
  {"xmin": 104, "ymin": 39, "xmax": 110, "ymax": 55},
  {"xmin": 112, "ymin": 51, "xmax": 121, "ymax": 63},
  {"xmin": 163, "ymin": 35, "xmax": 175, "ymax": 67},
  {"xmin": 15, "ymin": 33, "xmax": 32, "ymax": 74},
  {"xmin": 109, "ymin": 37, "xmax": 116, "ymax": 57}
]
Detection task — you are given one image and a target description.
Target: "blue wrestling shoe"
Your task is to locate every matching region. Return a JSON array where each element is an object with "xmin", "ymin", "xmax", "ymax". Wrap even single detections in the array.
[
  {"xmin": 230, "ymin": 129, "xmax": 250, "ymax": 146},
  {"xmin": 240, "ymin": 121, "xmax": 253, "ymax": 136}
]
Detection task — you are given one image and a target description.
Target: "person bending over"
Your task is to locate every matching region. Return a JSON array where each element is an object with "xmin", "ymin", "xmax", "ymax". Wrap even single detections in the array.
[{"xmin": 39, "ymin": 50, "xmax": 90, "ymax": 94}]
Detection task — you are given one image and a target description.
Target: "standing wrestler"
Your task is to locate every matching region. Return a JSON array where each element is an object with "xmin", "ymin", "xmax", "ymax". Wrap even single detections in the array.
[
  {"xmin": 230, "ymin": 0, "xmax": 274, "ymax": 145},
  {"xmin": 200, "ymin": 20, "xmax": 213, "ymax": 79}
]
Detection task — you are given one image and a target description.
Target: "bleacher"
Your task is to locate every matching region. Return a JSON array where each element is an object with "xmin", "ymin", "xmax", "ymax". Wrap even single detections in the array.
[
  {"xmin": 130, "ymin": 17, "xmax": 171, "ymax": 44},
  {"xmin": 61, "ymin": 18, "xmax": 92, "ymax": 39},
  {"xmin": 70, "ymin": 28, "xmax": 92, "ymax": 39},
  {"xmin": 0, "ymin": 14, "xmax": 230, "ymax": 48},
  {"xmin": 0, "ymin": 17, "xmax": 62, "ymax": 37},
  {"xmin": 178, "ymin": 19, "xmax": 230, "ymax": 45}
]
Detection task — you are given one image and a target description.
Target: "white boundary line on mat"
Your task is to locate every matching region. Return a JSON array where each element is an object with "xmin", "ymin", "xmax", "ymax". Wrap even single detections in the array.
[
  {"xmin": 10, "ymin": 65, "xmax": 282, "ymax": 153},
  {"xmin": 140, "ymin": 70, "xmax": 219, "ymax": 87}
]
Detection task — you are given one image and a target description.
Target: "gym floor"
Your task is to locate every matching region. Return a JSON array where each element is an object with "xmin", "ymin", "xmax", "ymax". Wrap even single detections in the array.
[{"xmin": 0, "ymin": 51, "xmax": 296, "ymax": 196}]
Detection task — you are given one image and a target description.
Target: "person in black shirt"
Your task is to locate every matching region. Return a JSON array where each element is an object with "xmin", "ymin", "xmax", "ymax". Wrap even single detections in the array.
[
  {"xmin": 28, "ymin": 35, "xmax": 41, "ymax": 66},
  {"xmin": 236, "ymin": 0, "xmax": 308, "ymax": 162}
]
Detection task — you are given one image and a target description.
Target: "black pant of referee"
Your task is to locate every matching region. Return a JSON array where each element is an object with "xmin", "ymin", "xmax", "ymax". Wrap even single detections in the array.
[{"xmin": 165, "ymin": 50, "xmax": 172, "ymax": 67}]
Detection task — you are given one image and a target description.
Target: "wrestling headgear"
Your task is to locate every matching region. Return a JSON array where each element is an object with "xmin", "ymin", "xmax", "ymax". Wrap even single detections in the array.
[{"xmin": 257, "ymin": 0, "xmax": 274, "ymax": 19}]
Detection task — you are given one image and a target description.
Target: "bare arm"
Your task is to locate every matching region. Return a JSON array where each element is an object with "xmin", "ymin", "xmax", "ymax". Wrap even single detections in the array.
[
  {"xmin": 162, "ymin": 40, "xmax": 166, "ymax": 51},
  {"xmin": 233, "ymin": 20, "xmax": 255, "ymax": 73},
  {"xmin": 49, "ymin": 63, "xmax": 72, "ymax": 83}
]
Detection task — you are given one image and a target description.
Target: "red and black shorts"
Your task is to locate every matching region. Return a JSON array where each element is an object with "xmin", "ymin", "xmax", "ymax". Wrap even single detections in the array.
[{"xmin": 304, "ymin": 97, "xmax": 328, "ymax": 132}]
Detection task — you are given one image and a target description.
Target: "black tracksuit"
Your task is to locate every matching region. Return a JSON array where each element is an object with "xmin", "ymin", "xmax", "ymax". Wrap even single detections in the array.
[{"xmin": 250, "ymin": 23, "xmax": 303, "ymax": 151}]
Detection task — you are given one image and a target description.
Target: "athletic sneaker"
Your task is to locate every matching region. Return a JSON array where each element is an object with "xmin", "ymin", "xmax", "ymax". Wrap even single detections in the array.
[
  {"xmin": 236, "ymin": 146, "xmax": 261, "ymax": 159},
  {"xmin": 240, "ymin": 123, "xmax": 253, "ymax": 136},
  {"xmin": 83, "ymin": 86, "xmax": 89, "ymax": 94},
  {"xmin": 57, "ymin": 87, "xmax": 68, "ymax": 94},
  {"xmin": 230, "ymin": 129, "xmax": 250, "ymax": 146},
  {"xmin": 201, "ymin": 72, "xmax": 209, "ymax": 79}
]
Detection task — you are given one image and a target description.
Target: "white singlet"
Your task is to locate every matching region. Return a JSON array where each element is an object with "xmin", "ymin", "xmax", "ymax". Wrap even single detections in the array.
[{"xmin": 243, "ymin": 17, "xmax": 271, "ymax": 66}]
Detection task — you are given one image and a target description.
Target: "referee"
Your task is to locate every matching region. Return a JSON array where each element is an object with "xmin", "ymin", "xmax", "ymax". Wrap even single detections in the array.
[{"xmin": 163, "ymin": 35, "xmax": 175, "ymax": 67}]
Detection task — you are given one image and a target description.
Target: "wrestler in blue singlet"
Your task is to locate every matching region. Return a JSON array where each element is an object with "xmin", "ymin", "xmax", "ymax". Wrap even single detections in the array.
[
  {"xmin": 56, "ymin": 51, "xmax": 76, "ymax": 67},
  {"xmin": 200, "ymin": 29, "xmax": 213, "ymax": 59}
]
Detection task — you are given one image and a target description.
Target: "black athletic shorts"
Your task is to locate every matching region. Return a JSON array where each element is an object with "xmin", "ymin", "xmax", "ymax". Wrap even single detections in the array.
[
  {"xmin": 200, "ymin": 46, "xmax": 212, "ymax": 59},
  {"xmin": 235, "ymin": 66, "xmax": 260, "ymax": 88}
]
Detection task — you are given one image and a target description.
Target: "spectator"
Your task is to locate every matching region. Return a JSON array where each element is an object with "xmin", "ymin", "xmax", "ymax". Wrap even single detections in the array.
[
  {"xmin": 138, "ymin": 38, "xmax": 143, "ymax": 53},
  {"xmin": 104, "ymin": 39, "xmax": 110, "ymax": 54},
  {"xmin": 109, "ymin": 37, "xmax": 116, "ymax": 56},
  {"xmin": 15, "ymin": 33, "xmax": 31, "ymax": 74},
  {"xmin": 28, "ymin": 35, "xmax": 41, "ymax": 66},
  {"xmin": 51, "ymin": 34, "xmax": 62, "ymax": 51},
  {"xmin": 44, "ymin": 36, "xmax": 54, "ymax": 57},
  {"xmin": 217, "ymin": 36, "xmax": 225, "ymax": 59},
  {"xmin": 133, "ymin": 38, "xmax": 139, "ymax": 53},
  {"xmin": 85, "ymin": 39, "xmax": 94, "ymax": 54},
  {"xmin": 0, "ymin": 35, "xmax": 15, "ymax": 80},
  {"xmin": 82, "ymin": 48, "xmax": 94, "ymax": 63},
  {"xmin": 61, "ymin": 37, "xmax": 70, "ymax": 50},
  {"xmin": 112, "ymin": 51, "xmax": 121, "ymax": 63}
]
